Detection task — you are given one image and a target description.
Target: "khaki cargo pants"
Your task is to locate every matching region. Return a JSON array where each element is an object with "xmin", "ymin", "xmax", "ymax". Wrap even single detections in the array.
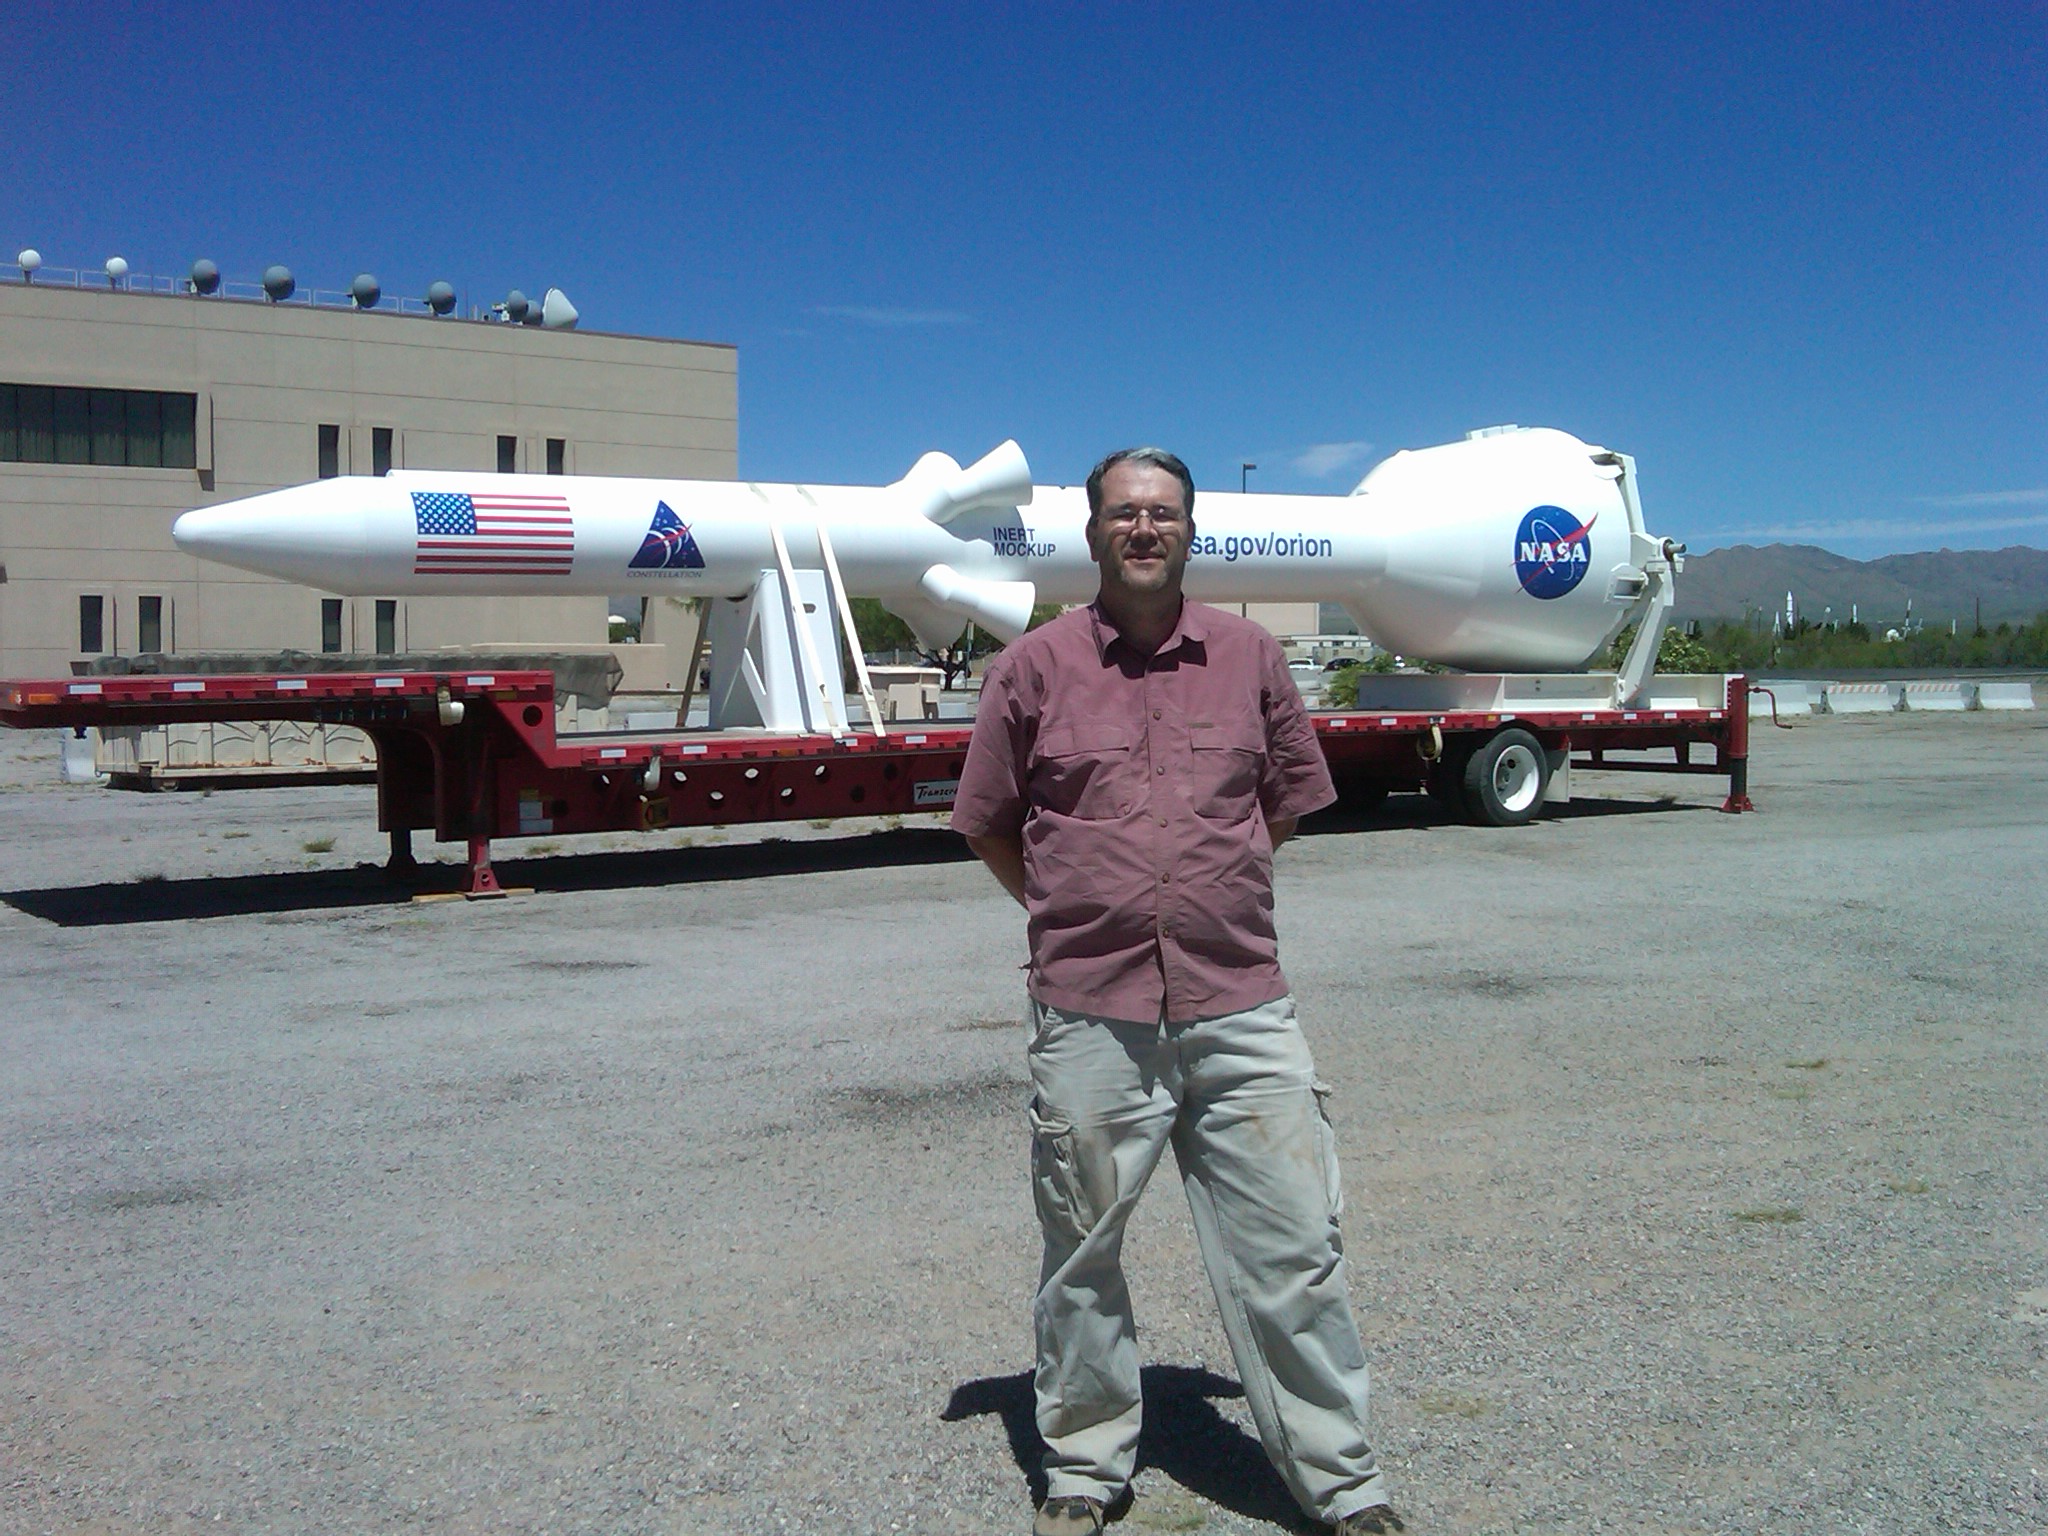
[{"xmin": 1027, "ymin": 993, "xmax": 1389, "ymax": 1524}]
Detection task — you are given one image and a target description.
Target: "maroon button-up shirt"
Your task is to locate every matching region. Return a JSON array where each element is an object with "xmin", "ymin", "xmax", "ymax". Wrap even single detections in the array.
[{"xmin": 951, "ymin": 600, "xmax": 1335, "ymax": 1024}]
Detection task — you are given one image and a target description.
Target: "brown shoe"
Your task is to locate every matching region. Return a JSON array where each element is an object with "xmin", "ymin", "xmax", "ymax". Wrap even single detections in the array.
[
  {"xmin": 1033, "ymin": 1494, "xmax": 1105, "ymax": 1535},
  {"xmin": 1333, "ymin": 1505, "xmax": 1405, "ymax": 1534}
]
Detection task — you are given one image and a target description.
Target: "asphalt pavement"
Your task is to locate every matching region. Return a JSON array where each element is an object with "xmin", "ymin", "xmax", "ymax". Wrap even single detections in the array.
[{"xmin": 1, "ymin": 710, "xmax": 2042, "ymax": 1535}]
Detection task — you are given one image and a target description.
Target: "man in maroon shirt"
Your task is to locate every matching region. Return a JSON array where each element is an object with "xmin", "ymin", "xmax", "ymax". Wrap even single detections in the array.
[{"xmin": 953, "ymin": 449, "xmax": 1398, "ymax": 1536}]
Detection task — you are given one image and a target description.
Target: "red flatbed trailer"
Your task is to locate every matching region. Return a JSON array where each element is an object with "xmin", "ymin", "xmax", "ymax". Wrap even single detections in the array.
[{"xmin": 1, "ymin": 669, "xmax": 1752, "ymax": 896}]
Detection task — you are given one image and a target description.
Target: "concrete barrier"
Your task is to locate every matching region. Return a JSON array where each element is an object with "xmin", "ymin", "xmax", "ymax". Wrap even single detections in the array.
[
  {"xmin": 1750, "ymin": 680, "xmax": 1818, "ymax": 717},
  {"xmin": 1976, "ymin": 682, "xmax": 2037, "ymax": 711},
  {"xmin": 1901, "ymin": 681, "xmax": 1974, "ymax": 711},
  {"xmin": 1823, "ymin": 682, "xmax": 1903, "ymax": 714}
]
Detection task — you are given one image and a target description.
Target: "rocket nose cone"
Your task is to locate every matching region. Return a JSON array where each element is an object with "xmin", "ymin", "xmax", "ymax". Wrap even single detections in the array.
[
  {"xmin": 172, "ymin": 505, "xmax": 233, "ymax": 555},
  {"xmin": 172, "ymin": 481, "xmax": 381, "ymax": 589}
]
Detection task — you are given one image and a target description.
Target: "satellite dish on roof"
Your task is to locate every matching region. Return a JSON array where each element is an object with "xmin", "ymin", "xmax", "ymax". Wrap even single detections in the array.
[
  {"xmin": 190, "ymin": 259, "xmax": 220, "ymax": 295},
  {"xmin": 350, "ymin": 273, "xmax": 381, "ymax": 309},
  {"xmin": 262, "ymin": 265, "xmax": 295, "ymax": 302},
  {"xmin": 16, "ymin": 249, "xmax": 41, "ymax": 279},
  {"xmin": 105, "ymin": 256, "xmax": 130, "ymax": 286},
  {"xmin": 503, "ymin": 289, "xmax": 530, "ymax": 322},
  {"xmin": 425, "ymin": 280, "xmax": 456, "ymax": 315},
  {"xmin": 540, "ymin": 287, "xmax": 579, "ymax": 329}
]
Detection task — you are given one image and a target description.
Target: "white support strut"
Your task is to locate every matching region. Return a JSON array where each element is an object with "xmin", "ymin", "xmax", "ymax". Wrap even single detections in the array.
[{"xmin": 814, "ymin": 522, "xmax": 887, "ymax": 738}]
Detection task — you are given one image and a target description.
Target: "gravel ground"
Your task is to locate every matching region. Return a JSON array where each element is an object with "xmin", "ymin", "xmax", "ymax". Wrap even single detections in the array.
[{"xmin": 1, "ymin": 711, "xmax": 2043, "ymax": 1535}]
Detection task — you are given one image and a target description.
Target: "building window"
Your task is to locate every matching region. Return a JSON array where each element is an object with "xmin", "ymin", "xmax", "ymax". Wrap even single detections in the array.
[
  {"xmin": 90, "ymin": 389, "xmax": 125, "ymax": 466},
  {"xmin": 321, "ymin": 598, "xmax": 343, "ymax": 654},
  {"xmin": 497, "ymin": 435, "xmax": 517, "ymax": 474},
  {"xmin": 54, "ymin": 387, "xmax": 89, "ymax": 464},
  {"xmin": 546, "ymin": 437, "xmax": 566, "ymax": 475},
  {"xmin": 372, "ymin": 426, "xmax": 393, "ymax": 477},
  {"xmin": 0, "ymin": 385, "xmax": 197, "ymax": 467},
  {"xmin": 80, "ymin": 595, "xmax": 105, "ymax": 654},
  {"xmin": 138, "ymin": 595, "xmax": 164, "ymax": 654},
  {"xmin": 374, "ymin": 599, "xmax": 397, "ymax": 655},
  {"xmin": 318, "ymin": 424, "xmax": 340, "ymax": 479}
]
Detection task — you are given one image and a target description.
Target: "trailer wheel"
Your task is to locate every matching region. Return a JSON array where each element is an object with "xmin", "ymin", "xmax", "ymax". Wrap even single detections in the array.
[{"xmin": 1462, "ymin": 728, "xmax": 1548, "ymax": 826}]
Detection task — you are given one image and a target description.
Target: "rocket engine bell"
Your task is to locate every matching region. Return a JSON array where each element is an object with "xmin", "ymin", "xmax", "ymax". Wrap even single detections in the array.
[{"xmin": 171, "ymin": 425, "xmax": 1674, "ymax": 674}]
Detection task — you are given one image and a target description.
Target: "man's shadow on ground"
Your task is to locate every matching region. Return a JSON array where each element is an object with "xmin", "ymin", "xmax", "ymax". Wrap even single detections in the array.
[{"xmin": 943, "ymin": 1364, "xmax": 1313, "ymax": 1530}]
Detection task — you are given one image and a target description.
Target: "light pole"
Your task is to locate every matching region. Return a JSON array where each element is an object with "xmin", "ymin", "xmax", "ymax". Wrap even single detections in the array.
[{"xmin": 1241, "ymin": 460, "xmax": 1256, "ymax": 493}]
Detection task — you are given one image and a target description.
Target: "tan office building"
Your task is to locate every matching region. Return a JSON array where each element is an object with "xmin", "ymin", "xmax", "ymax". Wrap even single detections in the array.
[{"xmin": 0, "ymin": 278, "xmax": 736, "ymax": 679}]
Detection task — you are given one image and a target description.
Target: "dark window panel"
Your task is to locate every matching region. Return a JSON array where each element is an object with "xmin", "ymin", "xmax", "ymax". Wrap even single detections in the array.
[
  {"xmin": 374, "ymin": 599, "xmax": 397, "ymax": 655},
  {"xmin": 321, "ymin": 598, "xmax": 343, "ymax": 653},
  {"xmin": 546, "ymin": 437, "xmax": 565, "ymax": 475},
  {"xmin": 17, "ymin": 386, "xmax": 56, "ymax": 462},
  {"xmin": 79, "ymin": 595, "xmax": 104, "ymax": 654},
  {"xmin": 497, "ymin": 434, "xmax": 517, "ymax": 473},
  {"xmin": 318, "ymin": 423, "xmax": 340, "ymax": 479},
  {"xmin": 54, "ymin": 387, "xmax": 90, "ymax": 464},
  {"xmin": 372, "ymin": 426, "xmax": 393, "ymax": 477},
  {"xmin": 126, "ymin": 391, "xmax": 163, "ymax": 468},
  {"xmin": 0, "ymin": 384, "xmax": 16, "ymax": 461},
  {"xmin": 138, "ymin": 595, "xmax": 164, "ymax": 654},
  {"xmin": 161, "ymin": 393, "xmax": 196, "ymax": 468},
  {"xmin": 89, "ymin": 388, "xmax": 126, "ymax": 465}
]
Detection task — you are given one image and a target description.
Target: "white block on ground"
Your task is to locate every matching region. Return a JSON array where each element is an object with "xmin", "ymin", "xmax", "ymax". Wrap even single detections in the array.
[
  {"xmin": 60, "ymin": 729, "xmax": 101, "ymax": 783},
  {"xmin": 1976, "ymin": 682, "xmax": 2037, "ymax": 711},
  {"xmin": 1824, "ymin": 682, "xmax": 1903, "ymax": 713},
  {"xmin": 1901, "ymin": 681, "xmax": 1973, "ymax": 711}
]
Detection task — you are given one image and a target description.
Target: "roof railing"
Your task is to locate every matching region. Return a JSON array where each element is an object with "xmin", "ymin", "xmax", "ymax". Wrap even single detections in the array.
[{"xmin": 3, "ymin": 262, "xmax": 474, "ymax": 319}]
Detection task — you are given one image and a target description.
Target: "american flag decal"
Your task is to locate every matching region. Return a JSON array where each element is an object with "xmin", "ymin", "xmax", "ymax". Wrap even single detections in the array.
[{"xmin": 413, "ymin": 491, "xmax": 575, "ymax": 576}]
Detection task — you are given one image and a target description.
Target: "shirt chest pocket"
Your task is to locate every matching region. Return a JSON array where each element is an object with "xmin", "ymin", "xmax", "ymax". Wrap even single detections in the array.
[
  {"xmin": 1188, "ymin": 721, "xmax": 1266, "ymax": 821},
  {"xmin": 1030, "ymin": 723, "xmax": 1137, "ymax": 821}
]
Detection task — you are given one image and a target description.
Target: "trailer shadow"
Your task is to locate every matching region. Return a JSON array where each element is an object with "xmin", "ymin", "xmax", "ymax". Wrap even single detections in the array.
[
  {"xmin": 942, "ymin": 1364, "xmax": 1313, "ymax": 1530},
  {"xmin": 5, "ymin": 792, "xmax": 1715, "ymax": 927},
  {"xmin": 0, "ymin": 827, "xmax": 983, "ymax": 928},
  {"xmin": 1299, "ymin": 789, "xmax": 1717, "ymax": 836}
]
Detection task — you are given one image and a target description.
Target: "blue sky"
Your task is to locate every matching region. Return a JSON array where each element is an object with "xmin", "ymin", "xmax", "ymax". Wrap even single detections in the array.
[{"xmin": 7, "ymin": 2, "xmax": 2041, "ymax": 558}]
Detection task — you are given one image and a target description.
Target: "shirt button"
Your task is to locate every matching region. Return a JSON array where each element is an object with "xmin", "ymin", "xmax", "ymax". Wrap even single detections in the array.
[
  {"xmin": 1160, "ymin": 871, "xmax": 1171, "ymax": 883},
  {"xmin": 1152, "ymin": 709, "xmax": 1161, "ymax": 720},
  {"xmin": 1157, "ymin": 816, "xmax": 1168, "ymax": 827},
  {"xmin": 1156, "ymin": 764, "xmax": 1166, "ymax": 775},
  {"xmin": 1119, "ymin": 804, "xmax": 1131, "ymax": 815}
]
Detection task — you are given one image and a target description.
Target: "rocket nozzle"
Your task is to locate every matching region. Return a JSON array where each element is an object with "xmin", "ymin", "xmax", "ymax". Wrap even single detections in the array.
[
  {"xmin": 917, "ymin": 563, "xmax": 1038, "ymax": 643},
  {"xmin": 897, "ymin": 440, "xmax": 1033, "ymax": 525}
]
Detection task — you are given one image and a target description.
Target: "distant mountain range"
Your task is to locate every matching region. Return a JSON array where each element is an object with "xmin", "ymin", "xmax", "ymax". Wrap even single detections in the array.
[{"xmin": 1672, "ymin": 544, "xmax": 2048, "ymax": 627}]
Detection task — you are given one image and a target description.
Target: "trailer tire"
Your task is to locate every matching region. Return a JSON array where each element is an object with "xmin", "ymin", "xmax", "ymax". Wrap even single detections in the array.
[{"xmin": 1462, "ymin": 727, "xmax": 1548, "ymax": 826}]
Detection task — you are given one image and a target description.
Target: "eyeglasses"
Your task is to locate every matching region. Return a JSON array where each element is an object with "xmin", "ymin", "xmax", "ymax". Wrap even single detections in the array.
[{"xmin": 1099, "ymin": 504, "xmax": 1187, "ymax": 530}]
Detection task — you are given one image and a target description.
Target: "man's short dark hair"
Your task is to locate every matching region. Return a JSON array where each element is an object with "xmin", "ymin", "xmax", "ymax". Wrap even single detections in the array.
[{"xmin": 1085, "ymin": 447, "xmax": 1196, "ymax": 522}]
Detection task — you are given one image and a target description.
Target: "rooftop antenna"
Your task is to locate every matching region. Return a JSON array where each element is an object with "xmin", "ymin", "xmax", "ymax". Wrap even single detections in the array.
[
  {"xmin": 16, "ymin": 248, "xmax": 41, "ymax": 282},
  {"xmin": 349, "ymin": 273, "xmax": 381, "ymax": 309},
  {"xmin": 497, "ymin": 289, "xmax": 530, "ymax": 323},
  {"xmin": 104, "ymin": 256, "xmax": 130, "ymax": 288},
  {"xmin": 425, "ymin": 280, "xmax": 456, "ymax": 316},
  {"xmin": 189, "ymin": 258, "xmax": 220, "ymax": 295},
  {"xmin": 539, "ymin": 286, "xmax": 579, "ymax": 329},
  {"xmin": 261, "ymin": 265, "xmax": 296, "ymax": 302}
]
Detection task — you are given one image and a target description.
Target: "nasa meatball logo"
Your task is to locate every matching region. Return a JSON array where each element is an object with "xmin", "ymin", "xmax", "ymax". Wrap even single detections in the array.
[{"xmin": 1513, "ymin": 507, "xmax": 1597, "ymax": 600}]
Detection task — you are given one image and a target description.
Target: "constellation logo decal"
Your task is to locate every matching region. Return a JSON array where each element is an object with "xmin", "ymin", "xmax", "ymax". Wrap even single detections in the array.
[
  {"xmin": 628, "ymin": 501, "xmax": 706, "ymax": 574},
  {"xmin": 1513, "ymin": 507, "xmax": 1596, "ymax": 599}
]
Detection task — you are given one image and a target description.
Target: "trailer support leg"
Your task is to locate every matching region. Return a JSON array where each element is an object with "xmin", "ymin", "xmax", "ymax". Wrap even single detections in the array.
[
  {"xmin": 460, "ymin": 731, "xmax": 509, "ymax": 897},
  {"xmin": 1719, "ymin": 672, "xmax": 1755, "ymax": 813},
  {"xmin": 384, "ymin": 826, "xmax": 419, "ymax": 882},
  {"xmin": 464, "ymin": 834, "xmax": 506, "ymax": 898}
]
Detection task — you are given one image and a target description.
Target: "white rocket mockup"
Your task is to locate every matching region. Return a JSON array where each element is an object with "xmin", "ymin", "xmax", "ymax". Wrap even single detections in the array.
[{"xmin": 171, "ymin": 425, "xmax": 1678, "ymax": 672}]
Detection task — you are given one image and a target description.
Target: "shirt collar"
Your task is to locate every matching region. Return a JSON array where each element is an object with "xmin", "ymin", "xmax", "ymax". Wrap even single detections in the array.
[{"xmin": 1087, "ymin": 597, "xmax": 1209, "ymax": 662}]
